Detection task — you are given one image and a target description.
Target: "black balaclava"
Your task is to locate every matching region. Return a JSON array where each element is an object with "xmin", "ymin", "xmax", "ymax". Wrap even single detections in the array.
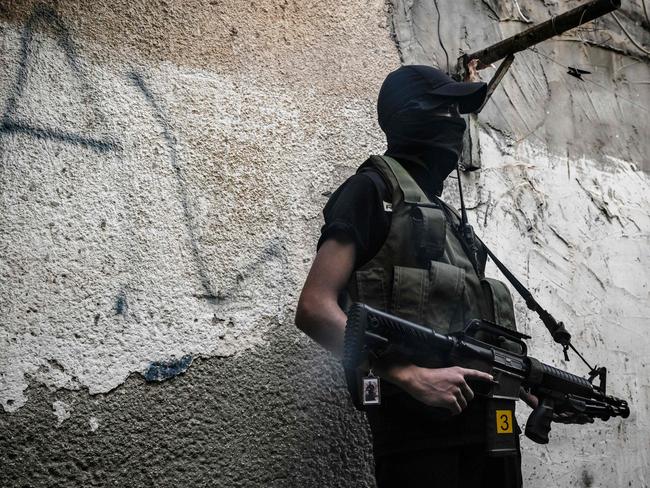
[{"xmin": 377, "ymin": 65, "xmax": 487, "ymax": 197}]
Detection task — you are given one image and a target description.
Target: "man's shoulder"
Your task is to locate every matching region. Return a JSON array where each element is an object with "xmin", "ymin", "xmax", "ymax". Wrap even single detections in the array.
[
  {"xmin": 318, "ymin": 164, "xmax": 393, "ymax": 262},
  {"xmin": 329, "ymin": 167, "xmax": 390, "ymax": 204},
  {"xmin": 357, "ymin": 167, "xmax": 390, "ymax": 198}
]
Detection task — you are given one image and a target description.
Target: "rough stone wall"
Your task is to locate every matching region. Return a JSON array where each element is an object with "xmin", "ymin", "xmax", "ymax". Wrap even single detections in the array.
[
  {"xmin": 0, "ymin": 0, "xmax": 395, "ymax": 486},
  {"xmin": 0, "ymin": 0, "xmax": 648, "ymax": 487}
]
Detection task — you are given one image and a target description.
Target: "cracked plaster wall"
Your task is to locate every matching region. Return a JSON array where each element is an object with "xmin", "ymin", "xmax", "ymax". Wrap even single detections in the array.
[
  {"xmin": 392, "ymin": 1, "xmax": 650, "ymax": 487},
  {"xmin": 0, "ymin": 0, "xmax": 648, "ymax": 487}
]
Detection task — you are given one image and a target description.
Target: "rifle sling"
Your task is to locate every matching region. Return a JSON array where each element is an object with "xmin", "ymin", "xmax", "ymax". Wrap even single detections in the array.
[
  {"xmin": 435, "ymin": 198, "xmax": 572, "ymax": 349},
  {"xmin": 478, "ymin": 238, "xmax": 572, "ymax": 348}
]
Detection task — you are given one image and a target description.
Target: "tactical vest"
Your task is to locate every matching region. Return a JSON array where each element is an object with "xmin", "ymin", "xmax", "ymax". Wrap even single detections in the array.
[{"xmin": 346, "ymin": 155, "xmax": 518, "ymax": 344}]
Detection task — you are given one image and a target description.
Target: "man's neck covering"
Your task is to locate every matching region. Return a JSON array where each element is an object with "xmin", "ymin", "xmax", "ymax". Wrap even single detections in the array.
[{"xmin": 377, "ymin": 65, "xmax": 487, "ymax": 196}]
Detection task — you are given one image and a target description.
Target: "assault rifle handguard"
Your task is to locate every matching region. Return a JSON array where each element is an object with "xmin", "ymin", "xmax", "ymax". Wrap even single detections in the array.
[{"xmin": 343, "ymin": 303, "xmax": 630, "ymax": 447}]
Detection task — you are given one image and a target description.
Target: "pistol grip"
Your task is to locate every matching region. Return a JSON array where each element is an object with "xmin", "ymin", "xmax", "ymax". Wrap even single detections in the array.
[{"xmin": 525, "ymin": 397, "xmax": 554, "ymax": 444}]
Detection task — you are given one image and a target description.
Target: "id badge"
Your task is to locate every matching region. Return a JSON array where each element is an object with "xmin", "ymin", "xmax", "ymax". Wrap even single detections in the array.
[{"xmin": 362, "ymin": 370, "xmax": 381, "ymax": 406}]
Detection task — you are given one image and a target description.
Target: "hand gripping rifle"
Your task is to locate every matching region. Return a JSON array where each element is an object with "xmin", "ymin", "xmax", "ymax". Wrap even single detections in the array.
[{"xmin": 343, "ymin": 303, "xmax": 630, "ymax": 455}]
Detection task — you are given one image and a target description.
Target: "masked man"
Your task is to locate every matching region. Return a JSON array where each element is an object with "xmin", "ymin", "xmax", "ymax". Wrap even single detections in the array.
[{"xmin": 296, "ymin": 64, "xmax": 524, "ymax": 488}]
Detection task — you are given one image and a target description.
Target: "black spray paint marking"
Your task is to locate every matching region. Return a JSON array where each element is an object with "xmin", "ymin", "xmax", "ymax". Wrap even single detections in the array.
[
  {"xmin": 581, "ymin": 470, "xmax": 594, "ymax": 488},
  {"xmin": 114, "ymin": 290, "xmax": 128, "ymax": 316},
  {"xmin": 195, "ymin": 237, "xmax": 290, "ymax": 301},
  {"xmin": 232, "ymin": 238, "xmax": 286, "ymax": 292},
  {"xmin": 129, "ymin": 71, "xmax": 217, "ymax": 299},
  {"xmin": 143, "ymin": 355, "xmax": 193, "ymax": 382},
  {"xmin": 0, "ymin": 3, "xmax": 120, "ymax": 153},
  {"xmin": 1, "ymin": 120, "xmax": 117, "ymax": 153},
  {"xmin": 192, "ymin": 239, "xmax": 287, "ymax": 300}
]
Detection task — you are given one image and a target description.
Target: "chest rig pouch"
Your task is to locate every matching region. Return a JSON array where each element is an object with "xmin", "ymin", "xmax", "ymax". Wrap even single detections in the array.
[
  {"xmin": 382, "ymin": 156, "xmax": 447, "ymax": 263},
  {"xmin": 348, "ymin": 155, "xmax": 472, "ymax": 376},
  {"xmin": 374, "ymin": 156, "xmax": 467, "ymax": 340}
]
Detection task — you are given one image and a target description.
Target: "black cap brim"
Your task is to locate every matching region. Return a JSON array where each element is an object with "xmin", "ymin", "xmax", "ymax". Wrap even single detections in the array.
[{"xmin": 431, "ymin": 81, "xmax": 488, "ymax": 114}]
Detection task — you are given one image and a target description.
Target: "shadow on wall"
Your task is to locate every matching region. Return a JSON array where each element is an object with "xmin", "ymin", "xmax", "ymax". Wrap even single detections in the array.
[{"xmin": 0, "ymin": 324, "xmax": 377, "ymax": 487}]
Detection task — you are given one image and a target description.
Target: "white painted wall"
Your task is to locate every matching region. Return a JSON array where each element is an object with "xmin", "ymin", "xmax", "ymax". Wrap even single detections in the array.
[
  {"xmin": 464, "ymin": 137, "xmax": 650, "ymax": 487},
  {"xmin": 396, "ymin": 1, "xmax": 650, "ymax": 485}
]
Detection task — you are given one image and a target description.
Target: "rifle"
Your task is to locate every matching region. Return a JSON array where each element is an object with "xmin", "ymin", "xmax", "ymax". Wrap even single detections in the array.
[{"xmin": 343, "ymin": 303, "xmax": 630, "ymax": 455}]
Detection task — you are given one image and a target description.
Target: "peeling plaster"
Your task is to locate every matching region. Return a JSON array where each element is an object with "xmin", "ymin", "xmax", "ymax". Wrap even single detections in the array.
[
  {"xmin": 52, "ymin": 400, "xmax": 71, "ymax": 426},
  {"xmin": 0, "ymin": 0, "xmax": 397, "ymax": 486},
  {"xmin": 0, "ymin": 1, "xmax": 396, "ymax": 414},
  {"xmin": 143, "ymin": 355, "xmax": 193, "ymax": 383},
  {"xmin": 0, "ymin": 50, "xmax": 283, "ymax": 410}
]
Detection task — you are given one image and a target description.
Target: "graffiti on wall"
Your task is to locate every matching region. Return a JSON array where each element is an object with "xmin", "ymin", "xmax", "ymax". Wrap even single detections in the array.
[
  {"xmin": 0, "ymin": 4, "xmax": 120, "ymax": 153},
  {"xmin": 129, "ymin": 71, "xmax": 218, "ymax": 299},
  {"xmin": 0, "ymin": 3, "xmax": 223, "ymax": 300},
  {"xmin": 0, "ymin": 3, "xmax": 291, "ymax": 404}
]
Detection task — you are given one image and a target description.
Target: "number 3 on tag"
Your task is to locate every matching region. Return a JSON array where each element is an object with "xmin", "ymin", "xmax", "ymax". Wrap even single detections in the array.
[{"xmin": 496, "ymin": 410, "xmax": 513, "ymax": 434}]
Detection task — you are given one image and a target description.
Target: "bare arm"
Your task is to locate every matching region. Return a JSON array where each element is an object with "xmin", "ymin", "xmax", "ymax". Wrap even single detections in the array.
[
  {"xmin": 295, "ymin": 238, "xmax": 354, "ymax": 357},
  {"xmin": 295, "ymin": 238, "xmax": 493, "ymax": 414}
]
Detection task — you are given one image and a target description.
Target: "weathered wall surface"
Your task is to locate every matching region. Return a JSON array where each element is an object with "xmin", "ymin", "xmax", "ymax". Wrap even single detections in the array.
[
  {"xmin": 0, "ymin": 0, "xmax": 395, "ymax": 486},
  {"xmin": 0, "ymin": 0, "xmax": 648, "ymax": 487},
  {"xmin": 392, "ymin": 1, "xmax": 650, "ymax": 487}
]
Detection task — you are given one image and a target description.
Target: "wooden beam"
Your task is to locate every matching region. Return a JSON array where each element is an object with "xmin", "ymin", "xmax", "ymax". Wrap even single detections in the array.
[{"xmin": 459, "ymin": 0, "xmax": 621, "ymax": 74}]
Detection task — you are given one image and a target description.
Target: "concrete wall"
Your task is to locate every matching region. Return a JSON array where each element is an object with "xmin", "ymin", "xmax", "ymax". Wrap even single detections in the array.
[{"xmin": 0, "ymin": 0, "xmax": 648, "ymax": 487}]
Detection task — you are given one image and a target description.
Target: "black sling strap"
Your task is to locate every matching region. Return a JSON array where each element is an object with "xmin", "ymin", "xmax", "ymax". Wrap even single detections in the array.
[
  {"xmin": 435, "ymin": 198, "xmax": 593, "ymax": 366},
  {"xmin": 478, "ymin": 239, "xmax": 571, "ymax": 347},
  {"xmin": 479, "ymin": 237, "xmax": 601, "ymax": 372}
]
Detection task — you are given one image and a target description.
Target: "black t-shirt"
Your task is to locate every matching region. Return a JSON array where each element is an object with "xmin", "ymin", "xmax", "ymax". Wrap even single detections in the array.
[{"xmin": 317, "ymin": 172, "xmax": 390, "ymax": 267}]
